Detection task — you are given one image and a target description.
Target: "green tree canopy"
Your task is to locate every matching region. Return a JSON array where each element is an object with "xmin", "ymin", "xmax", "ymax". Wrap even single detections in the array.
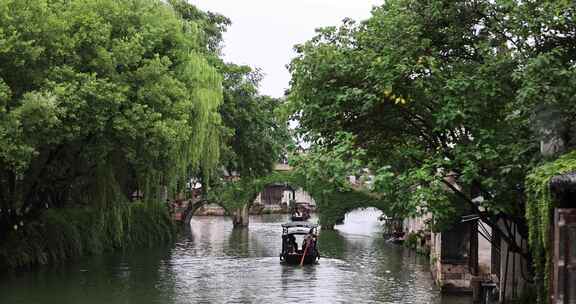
[
  {"xmin": 288, "ymin": 0, "xmax": 571, "ymax": 255},
  {"xmin": 289, "ymin": 0, "xmax": 575, "ymax": 299},
  {"xmin": 219, "ymin": 64, "xmax": 291, "ymax": 179},
  {"xmin": 169, "ymin": 0, "xmax": 291, "ymax": 182},
  {"xmin": 0, "ymin": 0, "xmax": 224, "ymax": 222}
]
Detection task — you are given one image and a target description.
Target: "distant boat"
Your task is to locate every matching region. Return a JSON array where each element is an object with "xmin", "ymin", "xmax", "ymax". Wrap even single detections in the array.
[
  {"xmin": 385, "ymin": 231, "xmax": 405, "ymax": 244},
  {"xmin": 290, "ymin": 214, "xmax": 309, "ymax": 221},
  {"xmin": 290, "ymin": 202, "xmax": 311, "ymax": 221},
  {"xmin": 386, "ymin": 236, "xmax": 405, "ymax": 244},
  {"xmin": 280, "ymin": 222, "xmax": 320, "ymax": 265}
]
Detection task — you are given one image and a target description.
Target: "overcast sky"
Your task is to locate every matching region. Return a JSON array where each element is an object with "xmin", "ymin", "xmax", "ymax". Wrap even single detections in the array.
[{"xmin": 190, "ymin": 0, "xmax": 383, "ymax": 98}]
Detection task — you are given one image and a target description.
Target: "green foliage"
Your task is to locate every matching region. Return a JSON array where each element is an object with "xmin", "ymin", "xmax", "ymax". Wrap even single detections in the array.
[
  {"xmin": 168, "ymin": 0, "xmax": 231, "ymax": 55},
  {"xmin": 373, "ymin": 165, "xmax": 465, "ymax": 232},
  {"xmin": 169, "ymin": 0, "xmax": 290, "ymax": 183},
  {"xmin": 290, "ymin": 132, "xmax": 366, "ymax": 191},
  {"xmin": 525, "ymin": 150, "xmax": 576, "ymax": 303},
  {"xmin": 287, "ymin": 0, "xmax": 576, "ymax": 245},
  {"xmin": 403, "ymin": 231, "xmax": 430, "ymax": 255},
  {"xmin": 287, "ymin": 2, "xmax": 576, "ymax": 297},
  {"xmin": 404, "ymin": 233, "xmax": 419, "ymax": 249},
  {"xmin": 0, "ymin": 202, "xmax": 174, "ymax": 269},
  {"xmin": 314, "ymin": 189, "xmax": 387, "ymax": 229},
  {"xmin": 288, "ymin": 0, "xmax": 539, "ymax": 229},
  {"xmin": 284, "ymin": 133, "xmax": 391, "ymax": 228},
  {"xmin": 0, "ymin": 0, "xmax": 289, "ymax": 267},
  {"xmin": 0, "ymin": 0, "xmax": 223, "ymax": 231},
  {"xmin": 208, "ymin": 171, "xmax": 304, "ymax": 211},
  {"xmin": 208, "ymin": 165, "xmax": 387, "ymax": 229},
  {"xmin": 218, "ymin": 64, "xmax": 291, "ymax": 179},
  {"xmin": 0, "ymin": 0, "xmax": 235, "ymax": 269}
]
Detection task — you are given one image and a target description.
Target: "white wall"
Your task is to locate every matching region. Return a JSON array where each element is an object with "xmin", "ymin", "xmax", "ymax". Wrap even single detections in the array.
[
  {"xmin": 253, "ymin": 187, "xmax": 316, "ymax": 207},
  {"xmin": 294, "ymin": 188, "xmax": 315, "ymax": 206},
  {"xmin": 496, "ymin": 220, "xmax": 531, "ymax": 301},
  {"xmin": 478, "ymin": 221, "xmax": 492, "ymax": 275},
  {"xmin": 404, "ymin": 213, "xmax": 431, "ymax": 234}
]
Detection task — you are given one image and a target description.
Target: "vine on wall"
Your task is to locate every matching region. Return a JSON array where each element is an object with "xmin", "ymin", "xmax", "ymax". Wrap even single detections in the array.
[{"xmin": 525, "ymin": 150, "xmax": 576, "ymax": 303}]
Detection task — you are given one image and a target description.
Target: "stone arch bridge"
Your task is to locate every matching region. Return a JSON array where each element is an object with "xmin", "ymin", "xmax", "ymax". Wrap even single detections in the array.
[{"xmin": 181, "ymin": 170, "xmax": 389, "ymax": 229}]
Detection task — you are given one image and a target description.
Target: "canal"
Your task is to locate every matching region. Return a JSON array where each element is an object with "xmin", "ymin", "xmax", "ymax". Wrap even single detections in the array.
[{"xmin": 0, "ymin": 209, "xmax": 471, "ymax": 303}]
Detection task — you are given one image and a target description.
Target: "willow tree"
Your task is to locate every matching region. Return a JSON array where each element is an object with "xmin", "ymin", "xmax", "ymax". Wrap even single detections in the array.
[
  {"xmin": 0, "ymin": 0, "xmax": 224, "ymax": 232},
  {"xmin": 218, "ymin": 64, "xmax": 291, "ymax": 179},
  {"xmin": 170, "ymin": 0, "xmax": 291, "ymax": 188}
]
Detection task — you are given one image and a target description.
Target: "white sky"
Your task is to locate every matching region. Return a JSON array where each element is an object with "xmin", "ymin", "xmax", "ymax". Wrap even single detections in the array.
[{"xmin": 190, "ymin": 0, "xmax": 383, "ymax": 98}]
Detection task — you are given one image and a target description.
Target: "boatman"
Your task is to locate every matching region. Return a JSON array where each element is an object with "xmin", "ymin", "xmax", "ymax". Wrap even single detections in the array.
[
  {"xmin": 303, "ymin": 229, "xmax": 316, "ymax": 256},
  {"xmin": 287, "ymin": 234, "xmax": 297, "ymax": 253}
]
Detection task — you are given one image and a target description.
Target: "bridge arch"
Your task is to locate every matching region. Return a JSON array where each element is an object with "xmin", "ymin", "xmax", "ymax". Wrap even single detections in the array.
[
  {"xmin": 313, "ymin": 188, "xmax": 389, "ymax": 229},
  {"xmin": 336, "ymin": 206, "xmax": 385, "ymax": 225},
  {"xmin": 205, "ymin": 170, "xmax": 390, "ymax": 228},
  {"xmin": 182, "ymin": 199, "xmax": 232, "ymax": 226},
  {"xmin": 207, "ymin": 171, "xmax": 319, "ymax": 227}
]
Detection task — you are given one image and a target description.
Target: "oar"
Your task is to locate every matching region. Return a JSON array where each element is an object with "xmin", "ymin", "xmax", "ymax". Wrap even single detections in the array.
[{"xmin": 300, "ymin": 241, "xmax": 308, "ymax": 266}]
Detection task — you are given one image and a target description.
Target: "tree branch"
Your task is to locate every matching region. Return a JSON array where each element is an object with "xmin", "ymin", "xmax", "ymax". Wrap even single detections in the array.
[{"xmin": 441, "ymin": 178, "xmax": 529, "ymax": 260}]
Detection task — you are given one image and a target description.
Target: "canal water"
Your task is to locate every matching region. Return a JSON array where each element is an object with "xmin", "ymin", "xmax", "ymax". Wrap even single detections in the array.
[{"xmin": 0, "ymin": 208, "xmax": 471, "ymax": 304}]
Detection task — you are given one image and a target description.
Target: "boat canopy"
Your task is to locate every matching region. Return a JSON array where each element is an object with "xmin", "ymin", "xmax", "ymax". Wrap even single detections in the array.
[{"xmin": 281, "ymin": 222, "xmax": 318, "ymax": 229}]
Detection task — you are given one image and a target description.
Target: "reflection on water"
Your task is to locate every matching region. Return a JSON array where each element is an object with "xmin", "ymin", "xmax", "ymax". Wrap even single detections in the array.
[{"xmin": 0, "ymin": 209, "xmax": 471, "ymax": 304}]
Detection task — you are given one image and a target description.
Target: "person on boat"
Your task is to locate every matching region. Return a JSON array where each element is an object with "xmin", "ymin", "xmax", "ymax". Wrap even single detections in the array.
[
  {"xmin": 303, "ymin": 229, "xmax": 316, "ymax": 256},
  {"xmin": 286, "ymin": 234, "xmax": 297, "ymax": 253},
  {"xmin": 292, "ymin": 208, "xmax": 302, "ymax": 218},
  {"xmin": 302, "ymin": 206, "xmax": 310, "ymax": 219}
]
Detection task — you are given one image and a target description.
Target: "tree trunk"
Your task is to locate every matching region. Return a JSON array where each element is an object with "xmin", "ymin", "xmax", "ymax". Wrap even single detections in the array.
[{"xmin": 232, "ymin": 204, "xmax": 249, "ymax": 227}]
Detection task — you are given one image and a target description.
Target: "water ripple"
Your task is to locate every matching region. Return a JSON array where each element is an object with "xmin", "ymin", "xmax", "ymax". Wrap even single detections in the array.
[{"xmin": 0, "ymin": 211, "xmax": 471, "ymax": 304}]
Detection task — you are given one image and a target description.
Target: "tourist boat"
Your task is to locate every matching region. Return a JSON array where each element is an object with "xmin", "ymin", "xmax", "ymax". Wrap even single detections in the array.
[
  {"xmin": 290, "ymin": 202, "xmax": 311, "ymax": 221},
  {"xmin": 290, "ymin": 213, "xmax": 309, "ymax": 221},
  {"xmin": 280, "ymin": 222, "xmax": 320, "ymax": 265}
]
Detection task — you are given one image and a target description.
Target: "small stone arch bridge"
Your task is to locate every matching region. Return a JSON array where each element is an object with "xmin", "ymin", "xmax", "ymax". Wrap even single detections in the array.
[{"xmin": 181, "ymin": 170, "xmax": 390, "ymax": 229}]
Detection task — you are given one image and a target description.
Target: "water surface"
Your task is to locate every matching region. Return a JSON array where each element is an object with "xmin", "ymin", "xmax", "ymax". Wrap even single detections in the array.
[{"xmin": 0, "ymin": 209, "xmax": 471, "ymax": 303}]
